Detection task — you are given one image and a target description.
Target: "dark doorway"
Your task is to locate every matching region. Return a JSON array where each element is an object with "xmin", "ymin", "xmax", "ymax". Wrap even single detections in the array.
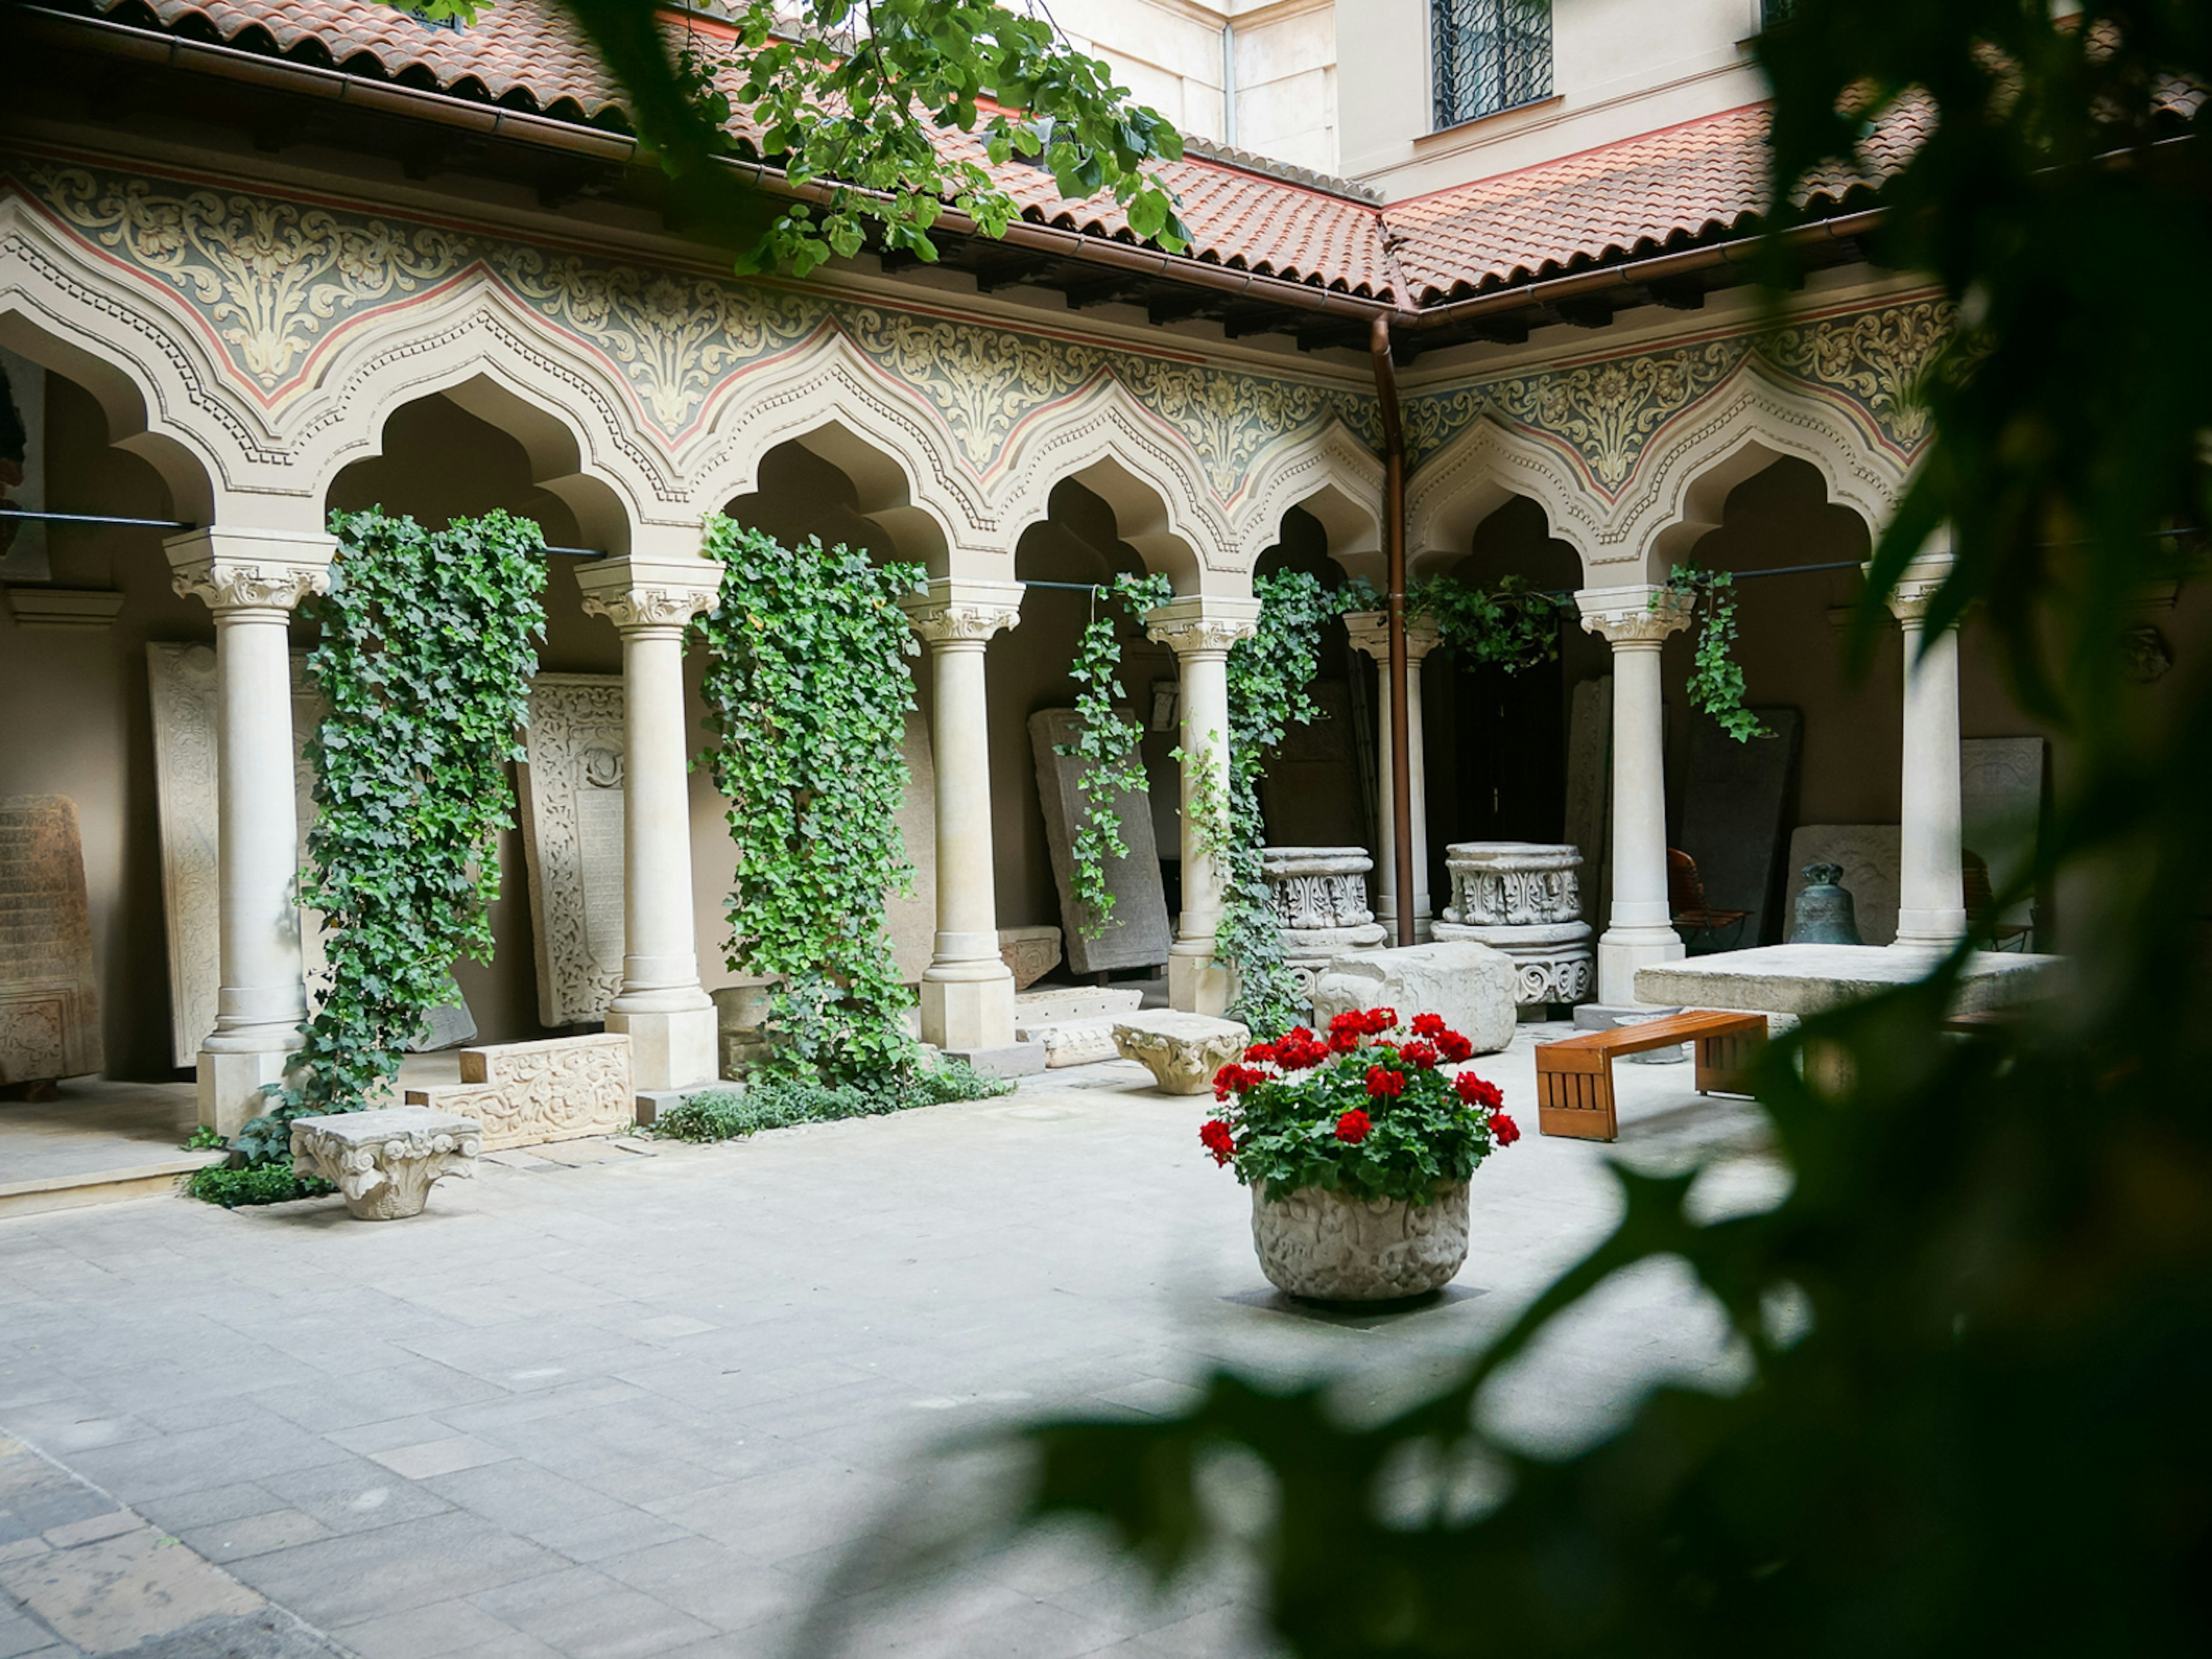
[{"xmin": 1426, "ymin": 646, "xmax": 1567, "ymax": 904}]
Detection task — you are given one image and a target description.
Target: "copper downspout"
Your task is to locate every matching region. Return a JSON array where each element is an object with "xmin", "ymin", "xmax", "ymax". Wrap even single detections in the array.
[{"xmin": 1369, "ymin": 316, "xmax": 1415, "ymax": 949}]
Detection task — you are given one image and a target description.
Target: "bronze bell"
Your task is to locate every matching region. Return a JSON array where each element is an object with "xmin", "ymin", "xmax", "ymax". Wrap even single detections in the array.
[{"xmin": 1793, "ymin": 862, "xmax": 1862, "ymax": 945}]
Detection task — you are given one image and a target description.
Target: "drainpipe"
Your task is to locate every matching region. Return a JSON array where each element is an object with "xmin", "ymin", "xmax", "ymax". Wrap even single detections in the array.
[
  {"xmin": 1221, "ymin": 22, "xmax": 1238, "ymax": 149},
  {"xmin": 1369, "ymin": 316, "xmax": 1415, "ymax": 948}
]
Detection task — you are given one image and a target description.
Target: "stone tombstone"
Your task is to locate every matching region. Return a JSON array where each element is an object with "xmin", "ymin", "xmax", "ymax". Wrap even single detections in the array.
[
  {"xmin": 1257, "ymin": 680, "xmax": 1366, "ymax": 849},
  {"xmin": 1029, "ymin": 707, "xmax": 1172, "ymax": 975},
  {"xmin": 517, "ymin": 674, "xmax": 628, "ymax": 1027},
  {"xmin": 1563, "ymin": 675, "xmax": 1612, "ymax": 929},
  {"xmin": 0, "ymin": 796, "xmax": 103, "ymax": 1086},
  {"xmin": 147, "ymin": 643, "xmax": 329, "ymax": 1065},
  {"xmin": 888, "ymin": 708, "xmax": 938, "ymax": 986},
  {"xmin": 1677, "ymin": 707, "xmax": 1802, "ymax": 946},
  {"xmin": 1431, "ymin": 841, "xmax": 1594, "ymax": 1006},
  {"xmin": 1783, "ymin": 826, "xmax": 1902, "ymax": 947},
  {"xmin": 1961, "ymin": 736, "xmax": 2046, "ymax": 931},
  {"xmin": 1262, "ymin": 845, "xmax": 1385, "ymax": 998}
]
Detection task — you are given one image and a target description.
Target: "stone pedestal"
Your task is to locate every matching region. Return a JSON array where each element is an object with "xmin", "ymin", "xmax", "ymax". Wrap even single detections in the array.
[
  {"xmin": 1112, "ymin": 1011, "xmax": 1249, "ymax": 1094},
  {"xmin": 290, "ymin": 1107, "xmax": 480, "ymax": 1221},
  {"xmin": 1262, "ymin": 846, "xmax": 1385, "ymax": 1000},
  {"xmin": 1431, "ymin": 842, "xmax": 1594, "ymax": 1007}
]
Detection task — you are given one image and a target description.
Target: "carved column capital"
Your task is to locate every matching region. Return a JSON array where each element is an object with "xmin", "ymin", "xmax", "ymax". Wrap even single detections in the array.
[
  {"xmin": 1575, "ymin": 584, "xmax": 1694, "ymax": 648},
  {"xmin": 1341, "ymin": 609, "xmax": 1444, "ymax": 664},
  {"xmin": 164, "ymin": 527, "xmax": 335, "ymax": 616},
  {"xmin": 1883, "ymin": 556, "xmax": 1958, "ymax": 627},
  {"xmin": 901, "ymin": 579, "xmax": 1025, "ymax": 647},
  {"xmin": 575, "ymin": 558, "xmax": 719, "ymax": 634},
  {"xmin": 1145, "ymin": 594, "xmax": 1262, "ymax": 659}
]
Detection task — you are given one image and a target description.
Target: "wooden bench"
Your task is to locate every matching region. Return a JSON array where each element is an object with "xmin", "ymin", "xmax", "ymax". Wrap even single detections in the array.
[{"xmin": 1535, "ymin": 1010, "xmax": 1767, "ymax": 1142}]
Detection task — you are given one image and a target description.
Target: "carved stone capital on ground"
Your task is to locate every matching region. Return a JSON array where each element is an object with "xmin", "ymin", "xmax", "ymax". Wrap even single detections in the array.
[
  {"xmin": 1574, "ymin": 584, "xmax": 1694, "ymax": 647},
  {"xmin": 164, "ymin": 527, "xmax": 336, "ymax": 616},
  {"xmin": 1112, "ymin": 1011, "xmax": 1250, "ymax": 1094},
  {"xmin": 290, "ymin": 1107, "xmax": 481, "ymax": 1221},
  {"xmin": 1340, "ymin": 610, "xmax": 1444, "ymax": 664},
  {"xmin": 575, "ymin": 558, "xmax": 719, "ymax": 633},
  {"xmin": 1143, "ymin": 595, "xmax": 1263, "ymax": 658},
  {"xmin": 901, "ymin": 579, "xmax": 1025, "ymax": 646}
]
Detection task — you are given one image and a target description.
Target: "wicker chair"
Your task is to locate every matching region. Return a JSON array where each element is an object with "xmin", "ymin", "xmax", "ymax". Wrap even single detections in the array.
[{"xmin": 1668, "ymin": 849, "xmax": 1751, "ymax": 953}]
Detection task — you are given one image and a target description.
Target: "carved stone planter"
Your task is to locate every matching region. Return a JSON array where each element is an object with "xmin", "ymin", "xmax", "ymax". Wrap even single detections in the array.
[
  {"xmin": 290, "ymin": 1107, "xmax": 481, "ymax": 1221},
  {"xmin": 1250, "ymin": 1181, "xmax": 1469, "ymax": 1301},
  {"xmin": 1431, "ymin": 842, "xmax": 1595, "ymax": 1007},
  {"xmin": 1262, "ymin": 846, "xmax": 1387, "ymax": 999}
]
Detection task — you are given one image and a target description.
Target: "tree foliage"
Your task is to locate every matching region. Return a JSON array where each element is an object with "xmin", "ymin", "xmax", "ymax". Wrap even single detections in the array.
[
  {"xmin": 406, "ymin": 0, "xmax": 1186, "ymax": 276},
  {"xmin": 233, "ymin": 509, "xmax": 546, "ymax": 1168},
  {"xmin": 694, "ymin": 518, "xmax": 925, "ymax": 1083},
  {"xmin": 797, "ymin": 6, "xmax": 2212, "ymax": 1652}
]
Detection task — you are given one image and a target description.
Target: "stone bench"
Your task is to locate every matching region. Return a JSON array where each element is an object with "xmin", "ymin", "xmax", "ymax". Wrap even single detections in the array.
[
  {"xmin": 291, "ymin": 1107, "xmax": 480, "ymax": 1221},
  {"xmin": 403, "ymin": 1033, "xmax": 632, "ymax": 1150}
]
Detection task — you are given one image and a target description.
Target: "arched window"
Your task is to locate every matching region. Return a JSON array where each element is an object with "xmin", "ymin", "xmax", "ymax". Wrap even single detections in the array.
[{"xmin": 1431, "ymin": 0, "xmax": 1554, "ymax": 128}]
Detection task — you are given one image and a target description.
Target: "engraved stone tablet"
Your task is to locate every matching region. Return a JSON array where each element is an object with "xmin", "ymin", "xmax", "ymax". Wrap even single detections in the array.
[
  {"xmin": 1961, "ymin": 736, "xmax": 2046, "ymax": 931},
  {"xmin": 1029, "ymin": 708, "xmax": 1172, "ymax": 975},
  {"xmin": 517, "ymin": 673, "xmax": 628, "ymax": 1027},
  {"xmin": 1679, "ymin": 707, "xmax": 1802, "ymax": 947},
  {"xmin": 0, "ymin": 795, "xmax": 103, "ymax": 1085}
]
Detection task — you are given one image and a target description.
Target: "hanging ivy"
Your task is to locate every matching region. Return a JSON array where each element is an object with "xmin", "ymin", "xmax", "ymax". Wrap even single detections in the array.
[
  {"xmin": 230, "ymin": 508, "xmax": 548, "ymax": 1169},
  {"xmin": 695, "ymin": 518, "xmax": 925, "ymax": 1084},
  {"xmin": 1662, "ymin": 563, "xmax": 1770, "ymax": 741},
  {"xmin": 1344, "ymin": 573, "xmax": 1565, "ymax": 673},
  {"xmin": 1193, "ymin": 568, "xmax": 1347, "ymax": 1038},
  {"xmin": 1059, "ymin": 571, "xmax": 1175, "ymax": 938}
]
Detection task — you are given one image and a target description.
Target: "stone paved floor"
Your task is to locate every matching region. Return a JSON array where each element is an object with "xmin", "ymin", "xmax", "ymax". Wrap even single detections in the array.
[{"xmin": 0, "ymin": 1028, "xmax": 1782, "ymax": 1658}]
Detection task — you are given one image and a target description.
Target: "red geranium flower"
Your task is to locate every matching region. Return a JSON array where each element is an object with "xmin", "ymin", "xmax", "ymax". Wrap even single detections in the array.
[
  {"xmin": 1243, "ymin": 1041, "xmax": 1278, "ymax": 1064},
  {"xmin": 1411, "ymin": 1013, "xmax": 1448, "ymax": 1038},
  {"xmin": 1334, "ymin": 1108, "xmax": 1372, "ymax": 1144},
  {"xmin": 1366, "ymin": 1065, "xmax": 1405, "ymax": 1099},
  {"xmin": 1213, "ymin": 1063, "xmax": 1268, "ymax": 1101},
  {"xmin": 1361, "ymin": 1006, "xmax": 1397, "ymax": 1035},
  {"xmin": 1455, "ymin": 1072, "xmax": 1503, "ymax": 1110},
  {"xmin": 1327, "ymin": 1010, "xmax": 1367, "ymax": 1039},
  {"xmin": 1275, "ymin": 1036, "xmax": 1329, "ymax": 1070},
  {"xmin": 1400, "ymin": 1040, "xmax": 1441, "ymax": 1070},
  {"xmin": 1437, "ymin": 1031, "xmax": 1474, "ymax": 1063},
  {"xmin": 1490, "ymin": 1111, "xmax": 1521, "ymax": 1146},
  {"xmin": 1328, "ymin": 1027, "xmax": 1361, "ymax": 1053},
  {"xmin": 1199, "ymin": 1119, "xmax": 1237, "ymax": 1164}
]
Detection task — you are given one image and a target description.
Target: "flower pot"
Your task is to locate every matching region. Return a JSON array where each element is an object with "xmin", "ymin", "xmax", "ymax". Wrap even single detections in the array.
[{"xmin": 1249, "ymin": 1180, "xmax": 1470, "ymax": 1302}]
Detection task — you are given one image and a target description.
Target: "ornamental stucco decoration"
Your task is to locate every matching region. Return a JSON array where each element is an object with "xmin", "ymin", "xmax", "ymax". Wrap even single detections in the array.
[
  {"xmin": 1763, "ymin": 300, "xmax": 1953, "ymax": 450},
  {"xmin": 169, "ymin": 558, "xmax": 330, "ymax": 612}
]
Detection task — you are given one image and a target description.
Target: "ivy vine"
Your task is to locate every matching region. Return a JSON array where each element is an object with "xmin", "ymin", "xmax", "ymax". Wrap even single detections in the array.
[
  {"xmin": 1344, "ymin": 573, "xmax": 1566, "ymax": 673},
  {"xmin": 1662, "ymin": 563, "xmax": 1770, "ymax": 741},
  {"xmin": 233, "ymin": 508, "xmax": 547, "ymax": 1168},
  {"xmin": 1059, "ymin": 571, "xmax": 1175, "ymax": 938},
  {"xmin": 695, "ymin": 518, "xmax": 925, "ymax": 1084}
]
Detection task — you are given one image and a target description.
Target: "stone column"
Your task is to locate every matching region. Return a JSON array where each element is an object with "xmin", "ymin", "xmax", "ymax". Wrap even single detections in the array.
[
  {"xmin": 1888, "ymin": 559, "xmax": 1968, "ymax": 948},
  {"xmin": 166, "ymin": 527, "xmax": 335, "ymax": 1135},
  {"xmin": 1342, "ymin": 610, "xmax": 1443, "ymax": 941},
  {"xmin": 900, "ymin": 580, "xmax": 1025, "ymax": 1053},
  {"xmin": 1575, "ymin": 585, "xmax": 1694, "ymax": 1005},
  {"xmin": 577, "ymin": 559, "xmax": 719, "ymax": 1091},
  {"xmin": 1146, "ymin": 595, "xmax": 1263, "ymax": 1015}
]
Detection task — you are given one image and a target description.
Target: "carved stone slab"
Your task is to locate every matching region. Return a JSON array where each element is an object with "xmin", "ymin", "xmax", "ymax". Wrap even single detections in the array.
[
  {"xmin": 1029, "ymin": 709, "xmax": 1172, "ymax": 975},
  {"xmin": 149, "ymin": 645, "xmax": 469, "ymax": 1062},
  {"xmin": 1961, "ymin": 736, "xmax": 2045, "ymax": 927},
  {"xmin": 517, "ymin": 673, "xmax": 628, "ymax": 1027},
  {"xmin": 403, "ymin": 1032, "xmax": 632, "ymax": 1151},
  {"xmin": 1678, "ymin": 708, "xmax": 1801, "ymax": 946},
  {"xmin": 1783, "ymin": 826, "xmax": 1902, "ymax": 947},
  {"xmin": 888, "ymin": 709, "xmax": 938, "ymax": 986},
  {"xmin": 998, "ymin": 924, "xmax": 1061, "ymax": 991},
  {"xmin": 0, "ymin": 795, "xmax": 103, "ymax": 1085}
]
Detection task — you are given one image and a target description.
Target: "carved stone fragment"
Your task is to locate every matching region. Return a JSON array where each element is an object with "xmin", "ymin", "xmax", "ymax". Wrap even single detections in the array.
[
  {"xmin": 0, "ymin": 796, "xmax": 102, "ymax": 1088},
  {"xmin": 1249, "ymin": 1181, "xmax": 1469, "ymax": 1301},
  {"xmin": 1312, "ymin": 941, "xmax": 1517, "ymax": 1055},
  {"xmin": 290, "ymin": 1107, "xmax": 481, "ymax": 1221},
  {"xmin": 1430, "ymin": 842, "xmax": 1596, "ymax": 1007},
  {"xmin": 997, "ymin": 925, "xmax": 1063, "ymax": 991},
  {"xmin": 1111, "ymin": 1012, "xmax": 1250, "ymax": 1095},
  {"xmin": 1263, "ymin": 846, "xmax": 1387, "ymax": 999},
  {"xmin": 403, "ymin": 1033, "xmax": 632, "ymax": 1151}
]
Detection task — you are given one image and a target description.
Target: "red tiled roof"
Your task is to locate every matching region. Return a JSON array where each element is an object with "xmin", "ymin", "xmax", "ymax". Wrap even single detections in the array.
[{"xmin": 68, "ymin": 0, "xmax": 1896, "ymax": 308}]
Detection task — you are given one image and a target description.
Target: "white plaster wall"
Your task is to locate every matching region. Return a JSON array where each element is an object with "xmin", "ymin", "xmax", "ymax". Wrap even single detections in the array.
[{"xmin": 1338, "ymin": 0, "xmax": 1771, "ymax": 199}]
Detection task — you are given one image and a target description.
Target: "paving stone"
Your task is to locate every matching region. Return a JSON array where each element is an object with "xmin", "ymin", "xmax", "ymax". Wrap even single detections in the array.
[{"xmin": 365, "ymin": 1437, "xmax": 513, "ymax": 1482}]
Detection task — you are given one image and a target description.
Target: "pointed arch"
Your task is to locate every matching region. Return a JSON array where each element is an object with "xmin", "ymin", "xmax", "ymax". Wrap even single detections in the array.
[
  {"xmin": 1238, "ymin": 415, "xmax": 1385, "ymax": 583},
  {"xmin": 1404, "ymin": 412, "xmax": 1598, "ymax": 581}
]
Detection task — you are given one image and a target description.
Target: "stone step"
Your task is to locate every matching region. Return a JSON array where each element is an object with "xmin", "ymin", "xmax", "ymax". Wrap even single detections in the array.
[{"xmin": 0, "ymin": 1149, "xmax": 225, "ymax": 1219}]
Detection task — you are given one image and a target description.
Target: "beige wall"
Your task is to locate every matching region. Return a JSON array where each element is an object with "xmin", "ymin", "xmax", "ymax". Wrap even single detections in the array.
[{"xmin": 1338, "ymin": 0, "xmax": 1769, "ymax": 199}]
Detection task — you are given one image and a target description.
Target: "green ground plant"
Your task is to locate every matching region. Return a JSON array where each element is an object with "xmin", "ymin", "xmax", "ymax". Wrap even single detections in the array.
[
  {"xmin": 185, "ymin": 1165, "xmax": 335, "ymax": 1209},
  {"xmin": 652, "ymin": 1057, "xmax": 1013, "ymax": 1144}
]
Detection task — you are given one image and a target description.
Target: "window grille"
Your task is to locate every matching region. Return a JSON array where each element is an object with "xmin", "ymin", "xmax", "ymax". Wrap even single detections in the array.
[
  {"xmin": 1762, "ymin": 0, "xmax": 1800, "ymax": 26},
  {"xmin": 1431, "ymin": 0, "xmax": 1554, "ymax": 129}
]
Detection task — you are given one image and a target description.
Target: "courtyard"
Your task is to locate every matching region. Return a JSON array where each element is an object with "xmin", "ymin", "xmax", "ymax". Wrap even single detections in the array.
[{"xmin": 0, "ymin": 1031, "xmax": 1774, "ymax": 1659}]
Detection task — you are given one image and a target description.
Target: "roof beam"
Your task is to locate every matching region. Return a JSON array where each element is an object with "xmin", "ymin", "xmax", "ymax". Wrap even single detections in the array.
[{"xmin": 1146, "ymin": 291, "xmax": 1221, "ymax": 327}]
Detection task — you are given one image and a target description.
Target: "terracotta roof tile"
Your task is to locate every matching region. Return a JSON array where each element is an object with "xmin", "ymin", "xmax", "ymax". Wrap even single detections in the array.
[{"xmin": 72, "ymin": 0, "xmax": 1908, "ymax": 308}]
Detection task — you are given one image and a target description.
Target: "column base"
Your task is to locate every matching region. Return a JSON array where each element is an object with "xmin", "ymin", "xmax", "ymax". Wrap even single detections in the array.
[
  {"xmin": 1169, "ymin": 948, "xmax": 1236, "ymax": 1017},
  {"xmin": 607, "ymin": 1006, "xmax": 718, "ymax": 1092},
  {"xmin": 1597, "ymin": 927, "xmax": 1686, "ymax": 1007},
  {"xmin": 921, "ymin": 969, "xmax": 1016, "ymax": 1052},
  {"xmin": 1893, "ymin": 910, "xmax": 1968, "ymax": 949},
  {"xmin": 197, "ymin": 1047, "xmax": 290, "ymax": 1138}
]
